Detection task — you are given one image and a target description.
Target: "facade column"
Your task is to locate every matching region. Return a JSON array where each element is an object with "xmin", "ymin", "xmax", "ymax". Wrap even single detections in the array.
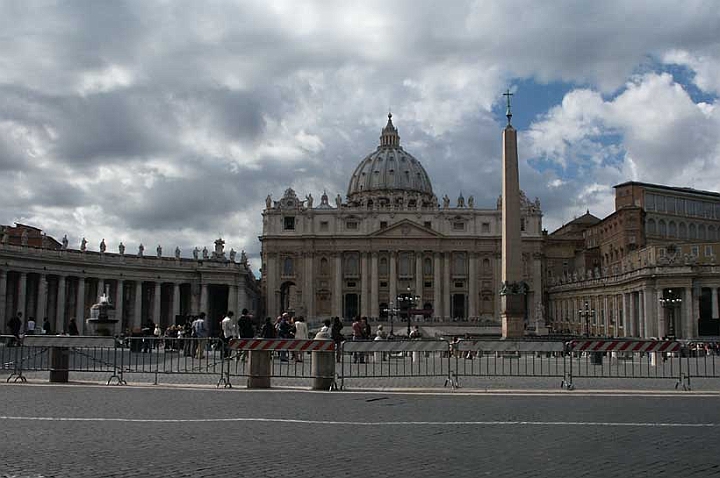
[
  {"xmin": 389, "ymin": 251, "xmax": 397, "ymax": 307},
  {"xmin": 433, "ymin": 253, "xmax": 442, "ymax": 319},
  {"xmin": 153, "ymin": 282, "xmax": 161, "ymax": 325},
  {"xmin": 625, "ymin": 293, "xmax": 634, "ymax": 337},
  {"xmin": 656, "ymin": 289, "xmax": 665, "ymax": 339},
  {"xmin": 712, "ymin": 287, "xmax": 719, "ymax": 320},
  {"xmin": 370, "ymin": 252, "xmax": 379, "ymax": 318},
  {"xmin": 602, "ymin": 295, "xmax": 609, "ymax": 336},
  {"xmin": 17, "ymin": 272, "xmax": 27, "ymax": 321},
  {"xmin": 56, "ymin": 275, "xmax": 66, "ymax": 334},
  {"xmin": 200, "ymin": 283, "xmax": 208, "ymax": 316},
  {"xmin": 266, "ymin": 254, "xmax": 278, "ymax": 319},
  {"xmin": 134, "ymin": 281, "xmax": 143, "ymax": 329},
  {"xmin": 116, "ymin": 280, "xmax": 125, "ymax": 329},
  {"xmin": 643, "ymin": 287, "xmax": 656, "ymax": 338},
  {"xmin": 686, "ymin": 286, "xmax": 697, "ymax": 338},
  {"xmin": 36, "ymin": 274, "xmax": 48, "ymax": 324},
  {"xmin": 228, "ymin": 284, "xmax": 238, "ymax": 315},
  {"xmin": 0, "ymin": 270, "xmax": 6, "ymax": 327},
  {"xmin": 360, "ymin": 253, "xmax": 369, "ymax": 318},
  {"xmin": 443, "ymin": 252, "xmax": 451, "ymax": 319},
  {"xmin": 172, "ymin": 283, "xmax": 180, "ymax": 322},
  {"xmin": 468, "ymin": 253, "xmax": 478, "ymax": 318},
  {"xmin": 333, "ymin": 253, "xmax": 343, "ymax": 317},
  {"xmin": 97, "ymin": 278, "xmax": 105, "ymax": 300},
  {"xmin": 76, "ymin": 277, "xmax": 86, "ymax": 335},
  {"xmin": 415, "ymin": 253, "xmax": 423, "ymax": 309},
  {"xmin": 638, "ymin": 290, "xmax": 646, "ymax": 338},
  {"xmin": 304, "ymin": 253, "xmax": 314, "ymax": 319}
]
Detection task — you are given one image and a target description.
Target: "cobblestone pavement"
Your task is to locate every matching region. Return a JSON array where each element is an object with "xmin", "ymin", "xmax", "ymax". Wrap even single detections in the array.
[{"xmin": 1, "ymin": 384, "xmax": 720, "ymax": 477}]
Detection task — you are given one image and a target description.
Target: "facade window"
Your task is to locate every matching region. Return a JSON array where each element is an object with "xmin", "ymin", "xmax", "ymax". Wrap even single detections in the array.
[
  {"xmin": 344, "ymin": 253, "xmax": 359, "ymax": 277},
  {"xmin": 346, "ymin": 221, "xmax": 358, "ymax": 230},
  {"xmin": 398, "ymin": 252, "xmax": 411, "ymax": 277},
  {"xmin": 666, "ymin": 197, "xmax": 676, "ymax": 214},
  {"xmin": 656, "ymin": 195, "xmax": 665, "ymax": 212},
  {"xmin": 283, "ymin": 257, "xmax": 294, "ymax": 276},
  {"xmin": 647, "ymin": 218, "xmax": 656, "ymax": 235},
  {"xmin": 645, "ymin": 193, "xmax": 655, "ymax": 211},
  {"xmin": 521, "ymin": 218, "xmax": 526, "ymax": 232},
  {"xmin": 424, "ymin": 221, "xmax": 432, "ymax": 229},
  {"xmin": 482, "ymin": 258, "xmax": 491, "ymax": 275},
  {"xmin": 699, "ymin": 224, "xmax": 707, "ymax": 240},
  {"xmin": 668, "ymin": 221, "xmax": 677, "ymax": 238},
  {"xmin": 423, "ymin": 257, "xmax": 433, "ymax": 276},
  {"xmin": 320, "ymin": 221, "xmax": 329, "ymax": 232},
  {"xmin": 658, "ymin": 219, "xmax": 667, "ymax": 237},
  {"xmin": 424, "ymin": 281, "xmax": 432, "ymax": 288},
  {"xmin": 453, "ymin": 222, "xmax": 465, "ymax": 231},
  {"xmin": 482, "ymin": 222, "xmax": 490, "ymax": 233},
  {"xmin": 689, "ymin": 223, "xmax": 697, "ymax": 240},
  {"xmin": 705, "ymin": 245, "xmax": 713, "ymax": 257},
  {"xmin": 380, "ymin": 221, "xmax": 388, "ymax": 229},
  {"xmin": 320, "ymin": 257, "xmax": 329, "ymax": 276},
  {"xmin": 284, "ymin": 216, "xmax": 296, "ymax": 230},
  {"xmin": 679, "ymin": 222, "xmax": 687, "ymax": 239},
  {"xmin": 691, "ymin": 246, "xmax": 699, "ymax": 257},
  {"xmin": 709, "ymin": 226, "xmax": 717, "ymax": 241},
  {"xmin": 379, "ymin": 257, "xmax": 388, "ymax": 277},
  {"xmin": 452, "ymin": 252, "xmax": 467, "ymax": 276}
]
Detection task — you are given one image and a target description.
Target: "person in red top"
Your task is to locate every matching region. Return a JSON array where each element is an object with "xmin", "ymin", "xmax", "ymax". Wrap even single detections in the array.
[{"xmin": 351, "ymin": 316, "xmax": 365, "ymax": 363}]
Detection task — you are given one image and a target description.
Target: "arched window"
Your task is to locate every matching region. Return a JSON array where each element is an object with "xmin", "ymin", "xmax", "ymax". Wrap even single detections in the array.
[
  {"xmin": 452, "ymin": 252, "xmax": 467, "ymax": 276},
  {"xmin": 283, "ymin": 257, "xmax": 294, "ymax": 276},
  {"xmin": 658, "ymin": 219, "xmax": 667, "ymax": 237},
  {"xmin": 647, "ymin": 218, "xmax": 657, "ymax": 235},
  {"xmin": 423, "ymin": 257, "xmax": 433, "ymax": 276},
  {"xmin": 398, "ymin": 252, "xmax": 411, "ymax": 277},
  {"xmin": 482, "ymin": 258, "xmax": 491, "ymax": 276},
  {"xmin": 344, "ymin": 253, "xmax": 359, "ymax": 277},
  {"xmin": 689, "ymin": 223, "xmax": 697, "ymax": 240},
  {"xmin": 320, "ymin": 257, "xmax": 329, "ymax": 276},
  {"xmin": 709, "ymin": 226, "xmax": 717, "ymax": 241},
  {"xmin": 679, "ymin": 222, "xmax": 687, "ymax": 239},
  {"xmin": 699, "ymin": 224, "xmax": 707, "ymax": 240},
  {"xmin": 668, "ymin": 221, "xmax": 677, "ymax": 238},
  {"xmin": 379, "ymin": 257, "xmax": 388, "ymax": 277}
]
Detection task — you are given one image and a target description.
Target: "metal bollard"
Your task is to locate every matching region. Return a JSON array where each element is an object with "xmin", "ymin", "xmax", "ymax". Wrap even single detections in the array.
[
  {"xmin": 49, "ymin": 346, "xmax": 69, "ymax": 382},
  {"xmin": 247, "ymin": 350, "xmax": 271, "ymax": 388}
]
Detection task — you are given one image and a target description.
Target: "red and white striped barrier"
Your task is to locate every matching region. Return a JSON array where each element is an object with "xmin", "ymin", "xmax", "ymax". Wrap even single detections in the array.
[
  {"xmin": 568, "ymin": 340, "xmax": 681, "ymax": 353},
  {"xmin": 457, "ymin": 340, "xmax": 564, "ymax": 352},
  {"xmin": 228, "ymin": 338, "xmax": 335, "ymax": 352}
]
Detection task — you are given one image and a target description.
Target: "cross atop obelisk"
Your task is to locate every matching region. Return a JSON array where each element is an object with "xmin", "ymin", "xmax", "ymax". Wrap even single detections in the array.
[{"xmin": 500, "ymin": 89, "xmax": 526, "ymax": 339}]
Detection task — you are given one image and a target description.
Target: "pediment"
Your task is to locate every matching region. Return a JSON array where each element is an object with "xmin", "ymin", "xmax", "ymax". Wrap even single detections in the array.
[{"xmin": 370, "ymin": 220, "xmax": 444, "ymax": 238}]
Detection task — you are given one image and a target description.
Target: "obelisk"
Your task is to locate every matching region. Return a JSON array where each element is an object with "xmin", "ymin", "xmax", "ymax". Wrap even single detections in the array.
[{"xmin": 500, "ymin": 90, "xmax": 526, "ymax": 338}]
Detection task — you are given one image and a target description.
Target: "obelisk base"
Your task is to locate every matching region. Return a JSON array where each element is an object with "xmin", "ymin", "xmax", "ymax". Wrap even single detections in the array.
[
  {"xmin": 502, "ymin": 314, "xmax": 525, "ymax": 339},
  {"xmin": 501, "ymin": 292, "xmax": 526, "ymax": 339}
]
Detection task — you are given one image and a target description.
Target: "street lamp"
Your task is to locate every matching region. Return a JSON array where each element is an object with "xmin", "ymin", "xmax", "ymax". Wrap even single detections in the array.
[
  {"xmin": 659, "ymin": 288, "xmax": 682, "ymax": 339},
  {"xmin": 578, "ymin": 301, "xmax": 596, "ymax": 337},
  {"xmin": 382, "ymin": 301, "xmax": 400, "ymax": 336},
  {"xmin": 397, "ymin": 286, "xmax": 421, "ymax": 336}
]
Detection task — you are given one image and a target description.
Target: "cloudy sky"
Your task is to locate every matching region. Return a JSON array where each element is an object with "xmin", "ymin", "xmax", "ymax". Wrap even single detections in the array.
[{"xmin": 2, "ymin": 1, "xmax": 720, "ymax": 274}]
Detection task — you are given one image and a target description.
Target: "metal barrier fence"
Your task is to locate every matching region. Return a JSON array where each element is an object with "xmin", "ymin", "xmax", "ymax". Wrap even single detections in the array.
[{"xmin": 3, "ymin": 335, "xmax": 719, "ymax": 390}]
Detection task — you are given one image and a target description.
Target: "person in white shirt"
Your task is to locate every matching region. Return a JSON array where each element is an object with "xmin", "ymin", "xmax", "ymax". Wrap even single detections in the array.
[
  {"xmin": 25, "ymin": 317, "xmax": 36, "ymax": 335},
  {"xmin": 292, "ymin": 316, "xmax": 309, "ymax": 362},
  {"xmin": 220, "ymin": 311, "xmax": 236, "ymax": 359}
]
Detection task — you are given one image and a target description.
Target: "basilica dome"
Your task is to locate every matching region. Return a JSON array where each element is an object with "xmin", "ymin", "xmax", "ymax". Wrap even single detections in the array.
[{"xmin": 346, "ymin": 114, "xmax": 435, "ymax": 208}]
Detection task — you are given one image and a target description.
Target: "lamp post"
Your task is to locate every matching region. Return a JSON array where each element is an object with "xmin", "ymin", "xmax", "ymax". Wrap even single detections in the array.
[
  {"xmin": 578, "ymin": 301, "xmax": 595, "ymax": 337},
  {"xmin": 397, "ymin": 286, "xmax": 421, "ymax": 337},
  {"xmin": 659, "ymin": 288, "xmax": 682, "ymax": 339},
  {"xmin": 382, "ymin": 301, "xmax": 400, "ymax": 336}
]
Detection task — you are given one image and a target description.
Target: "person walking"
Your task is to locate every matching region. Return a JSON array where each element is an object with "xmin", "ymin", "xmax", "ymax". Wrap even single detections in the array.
[
  {"xmin": 68, "ymin": 318, "xmax": 79, "ymax": 336},
  {"xmin": 192, "ymin": 313, "xmax": 208, "ymax": 359},
  {"xmin": 292, "ymin": 316, "xmax": 308, "ymax": 362},
  {"xmin": 331, "ymin": 317, "xmax": 344, "ymax": 363},
  {"xmin": 220, "ymin": 311, "xmax": 236, "ymax": 359}
]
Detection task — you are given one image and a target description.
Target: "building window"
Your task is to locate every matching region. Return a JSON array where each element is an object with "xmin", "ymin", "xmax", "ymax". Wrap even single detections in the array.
[
  {"xmin": 344, "ymin": 253, "xmax": 359, "ymax": 277},
  {"xmin": 320, "ymin": 221, "xmax": 329, "ymax": 232},
  {"xmin": 521, "ymin": 218, "xmax": 526, "ymax": 231},
  {"xmin": 380, "ymin": 221, "xmax": 388, "ymax": 229},
  {"xmin": 482, "ymin": 222, "xmax": 490, "ymax": 233},
  {"xmin": 453, "ymin": 222, "xmax": 465, "ymax": 231},
  {"xmin": 668, "ymin": 221, "xmax": 677, "ymax": 237},
  {"xmin": 398, "ymin": 252, "xmax": 411, "ymax": 277},
  {"xmin": 423, "ymin": 257, "xmax": 433, "ymax": 276},
  {"xmin": 452, "ymin": 252, "xmax": 467, "ymax": 276},
  {"xmin": 380, "ymin": 281, "xmax": 388, "ymax": 288},
  {"xmin": 647, "ymin": 218, "xmax": 656, "ymax": 235},
  {"xmin": 424, "ymin": 281, "xmax": 432, "ymax": 288},
  {"xmin": 424, "ymin": 221, "xmax": 432, "ymax": 229},
  {"xmin": 284, "ymin": 216, "xmax": 295, "ymax": 230},
  {"xmin": 320, "ymin": 257, "xmax": 329, "ymax": 276},
  {"xmin": 346, "ymin": 221, "xmax": 358, "ymax": 230},
  {"xmin": 379, "ymin": 257, "xmax": 388, "ymax": 277},
  {"xmin": 454, "ymin": 281, "xmax": 464, "ymax": 288},
  {"xmin": 689, "ymin": 223, "xmax": 697, "ymax": 240},
  {"xmin": 482, "ymin": 258, "xmax": 491, "ymax": 275},
  {"xmin": 283, "ymin": 257, "xmax": 294, "ymax": 276},
  {"xmin": 699, "ymin": 224, "xmax": 707, "ymax": 240},
  {"xmin": 705, "ymin": 245, "xmax": 713, "ymax": 257},
  {"xmin": 679, "ymin": 222, "xmax": 687, "ymax": 239},
  {"xmin": 691, "ymin": 246, "xmax": 699, "ymax": 257},
  {"xmin": 346, "ymin": 281, "xmax": 356, "ymax": 288}
]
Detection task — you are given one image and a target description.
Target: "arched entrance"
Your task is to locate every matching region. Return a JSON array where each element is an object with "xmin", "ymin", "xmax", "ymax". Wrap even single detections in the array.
[{"xmin": 344, "ymin": 293, "xmax": 359, "ymax": 319}]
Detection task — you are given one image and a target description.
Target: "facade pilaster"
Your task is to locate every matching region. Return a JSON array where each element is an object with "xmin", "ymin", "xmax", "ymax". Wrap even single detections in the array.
[
  {"xmin": 638, "ymin": 290, "xmax": 646, "ymax": 338},
  {"xmin": 603, "ymin": 295, "xmax": 609, "ymax": 336},
  {"xmin": 687, "ymin": 286, "xmax": 698, "ymax": 338},
  {"xmin": 266, "ymin": 254, "xmax": 278, "ymax": 319},
  {"xmin": 415, "ymin": 253, "xmax": 423, "ymax": 309},
  {"xmin": 333, "ymin": 253, "xmax": 343, "ymax": 317},
  {"xmin": 116, "ymin": 280, "xmax": 125, "ymax": 328},
  {"xmin": 468, "ymin": 253, "xmax": 478, "ymax": 318},
  {"xmin": 228, "ymin": 284, "xmax": 238, "ymax": 315},
  {"xmin": 443, "ymin": 252, "xmax": 451, "ymax": 319},
  {"xmin": 370, "ymin": 252, "xmax": 379, "ymax": 318},
  {"xmin": 361, "ymin": 253, "xmax": 369, "ymax": 317},
  {"xmin": 389, "ymin": 251, "xmax": 397, "ymax": 307},
  {"xmin": 56, "ymin": 275, "xmax": 66, "ymax": 334},
  {"xmin": 172, "ymin": 283, "xmax": 180, "ymax": 322},
  {"xmin": 304, "ymin": 253, "xmax": 314, "ymax": 318},
  {"xmin": 433, "ymin": 253, "xmax": 442, "ymax": 319},
  {"xmin": 656, "ymin": 289, "xmax": 665, "ymax": 338}
]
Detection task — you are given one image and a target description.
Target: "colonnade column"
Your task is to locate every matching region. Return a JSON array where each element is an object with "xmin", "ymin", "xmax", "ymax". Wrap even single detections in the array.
[
  {"xmin": 0, "ymin": 270, "xmax": 6, "ymax": 325},
  {"xmin": 603, "ymin": 295, "xmax": 609, "ymax": 336},
  {"xmin": 389, "ymin": 251, "xmax": 397, "ymax": 308},
  {"xmin": 200, "ymin": 283, "xmax": 208, "ymax": 316},
  {"xmin": 153, "ymin": 282, "xmax": 161, "ymax": 325},
  {"xmin": 172, "ymin": 283, "xmax": 180, "ymax": 322},
  {"xmin": 638, "ymin": 291, "xmax": 645, "ymax": 338},
  {"xmin": 37, "ymin": 274, "xmax": 48, "ymax": 323},
  {"xmin": 360, "ymin": 253, "xmax": 369, "ymax": 318},
  {"xmin": 656, "ymin": 289, "xmax": 665, "ymax": 338},
  {"xmin": 76, "ymin": 278, "xmax": 85, "ymax": 334},
  {"xmin": 623, "ymin": 293, "xmax": 631, "ymax": 337},
  {"xmin": 266, "ymin": 254, "xmax": 277, "ymax": 319},
  {"xmin": 415, "ymin": 253, "xmax": 423, "ymax": 310},
  {"xmin": 468, "ymin": 253, "xmax": 477, "ymax": 318},
  {"xmin": 56, "ymin": 275, "xmax": 66, "ymax": 334},
  {"xmin": 304, "ymin": 253, "xmax": 315, "ymax": 319},
  {"xmin": 443, "ymin": 252, "xmax": 451, "ymax": 319},
  {"xmin": 685, "ymin": 286, "xmax": 696, "ymax": 338},
  {"xmin": 433, "ymin": 253, "xmax": 441, "ymax": 319},
  {"xmin": 116, "ymin": 280, "xmax": 125, "ymax": 328},
  {"xmin": 370, "ymin": 252, "xmax": 379, "ymax": 318},
  {"xmin": 17, "ymin": 272, "xmax": 27, "ymax": 321},
  {"xmin": 712, "ymin": 287, "xmax": 719, "ymax": 320},
  {"xmin": 228, "ymin": 285, "xmax": 238, "ymax": 316},
  {"xmin": 643, "ymin": 287, "xmax": 655, "ymax": 338},
  {"xmin": 333, "ymin": 253, "xmax": 342, "ymax": 317},
  {"xmin": 133, "ymin": 281, "xmax": 142, "ymax": 329},
  {"xmin": 98, "ymin": 278, "xmax": 105, "ymax": 300}
]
